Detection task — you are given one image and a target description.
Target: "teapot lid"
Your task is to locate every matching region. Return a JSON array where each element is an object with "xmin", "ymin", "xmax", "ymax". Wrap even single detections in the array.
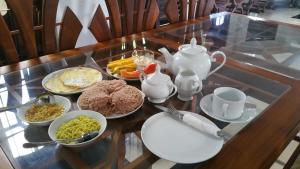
[
  {"xmin": 179, "ymin": 38, "xmax": 207, "ymax": 56},
  {"xmin": 145, "ymin": 64, "xmax": 171, "ymax": 85}
]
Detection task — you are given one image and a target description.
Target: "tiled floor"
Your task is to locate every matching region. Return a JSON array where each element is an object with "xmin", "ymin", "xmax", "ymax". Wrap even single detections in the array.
[{"xmin": 270, "ymin": 141, "xmax": 299, "ymax": 169}]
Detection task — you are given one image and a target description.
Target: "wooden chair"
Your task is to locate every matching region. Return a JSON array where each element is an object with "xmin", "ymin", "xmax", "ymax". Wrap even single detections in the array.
[
  {"xmin": 0, "ymin": 0, "xmax": 160, "ymax": 65},
  {"xmin": 89, "ymin": 0, "xmax": 160, "ymax": 42},
  {"xmin": 164, "ymin": 0, "xmax": 216, "ymax": 24},
  {"xmin": 215, "ymin": 0, "xmax": 228, "ymax": 12},
  {"xmin": 226, "ymin": 0, "xmax": 246, "ymax": 14},
  {"xmin": 0, "ymin": 0, "xmax": 83, "ymax": 65},
  {"xmin": 249, "ymin": 0, "xmax": 267, "ymax": 13}
]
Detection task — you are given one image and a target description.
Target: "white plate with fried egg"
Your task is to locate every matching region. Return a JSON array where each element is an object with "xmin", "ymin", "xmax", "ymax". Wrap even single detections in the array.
[{"xmin": 42, "ymin": 67, "xmax": 102, "ymax": 95}]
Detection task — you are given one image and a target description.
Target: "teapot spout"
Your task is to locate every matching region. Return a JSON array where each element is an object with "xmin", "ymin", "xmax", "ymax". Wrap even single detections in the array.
[{"xmin": 158, "ymin": 47, "xmax": 173, "ymax": 68}]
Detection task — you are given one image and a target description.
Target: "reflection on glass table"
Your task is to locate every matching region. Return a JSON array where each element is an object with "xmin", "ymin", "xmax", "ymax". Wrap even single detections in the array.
[
  {"xmin": 0, "ymin": 39, "xmax": 291, "ymax": 169},
  {"xmin": 154, "ymin": 13, "xmax": 300, "ymax": 79}
]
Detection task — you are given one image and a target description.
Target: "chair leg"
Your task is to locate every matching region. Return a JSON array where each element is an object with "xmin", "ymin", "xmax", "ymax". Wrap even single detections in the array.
[{"xmin": 232, "ymin": 6, "xmax": 237, "ymax": 13}]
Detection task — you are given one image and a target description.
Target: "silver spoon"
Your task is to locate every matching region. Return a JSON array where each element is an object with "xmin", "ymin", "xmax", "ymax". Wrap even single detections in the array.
[
  {"xmin": 23, "ymin": 131, "xmax": 99, "ymax": 148},
  {"xmin": 0, "ymin": 92, "xmax": 54, "ymax": 112}
]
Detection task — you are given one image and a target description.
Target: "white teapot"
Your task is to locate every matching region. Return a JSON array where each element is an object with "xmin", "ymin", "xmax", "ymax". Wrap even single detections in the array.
[
  {"xmin": 140, "ymin": 65, "xmax": 177, "ymax": 103},
  {"xmin": 158, "ymin": 38, "xmax": 226, "ymax": 80}
]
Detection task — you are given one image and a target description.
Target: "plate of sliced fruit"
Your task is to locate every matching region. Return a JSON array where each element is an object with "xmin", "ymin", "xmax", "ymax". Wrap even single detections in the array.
[{"xmin": 106, "ymin": 50, "xmax": 157, "ymax": 80}]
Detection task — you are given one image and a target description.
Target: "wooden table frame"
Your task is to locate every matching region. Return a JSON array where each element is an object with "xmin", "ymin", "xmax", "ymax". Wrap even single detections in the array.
[{"xmin": 1, "ymin": 12, "xmax": 300, "ymax": 169}]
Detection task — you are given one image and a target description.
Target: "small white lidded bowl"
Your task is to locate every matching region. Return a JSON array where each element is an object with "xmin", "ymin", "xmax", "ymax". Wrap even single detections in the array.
[
  {"xmin": 48, "ymin": 110, "xmax": 107, "ymax": 148},
  {"xmin": 17, "ymin": 95, "xmax": 71, "ymax": 126}
]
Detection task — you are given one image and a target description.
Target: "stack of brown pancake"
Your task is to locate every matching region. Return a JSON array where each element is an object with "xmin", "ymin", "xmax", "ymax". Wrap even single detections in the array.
[{"xmin": 78, "ymin": 80, "xmax": 143, "ymax": 116}]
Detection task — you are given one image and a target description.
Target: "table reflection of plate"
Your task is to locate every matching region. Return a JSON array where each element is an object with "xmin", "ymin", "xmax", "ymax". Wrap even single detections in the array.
[
  {"xmin": 141, "ymin": 111, "xmax": 224, "ymax": 163},
  {"xmin": 42, "ymin": 67, "xmax": 102, "ymax": 95},
  {"xmin": 106, "ymin": 67, "xmax": 140, "ymax": 81},
  {"xmin": 77, "ymin": 92, "xmax": 145, "ymax": 119}
]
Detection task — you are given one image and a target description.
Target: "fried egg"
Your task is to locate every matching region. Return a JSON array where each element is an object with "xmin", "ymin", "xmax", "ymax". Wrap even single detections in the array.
[
  {"xmin": 44, "ymin": 67, "xmax": 102, "ymax": 93},
  {"xmin": 59, "ymin": 67, "xmax": 102, "ymax": 88}
]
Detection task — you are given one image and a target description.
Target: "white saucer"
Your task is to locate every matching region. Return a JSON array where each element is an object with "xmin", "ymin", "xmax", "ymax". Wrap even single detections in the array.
[
  {"xmin": 200, "ymin": 94, "xmax": 257, "ymax": 123},
  {"xmin": 141, "ymin": 111, "xmax": 223, "ymax": 164}
]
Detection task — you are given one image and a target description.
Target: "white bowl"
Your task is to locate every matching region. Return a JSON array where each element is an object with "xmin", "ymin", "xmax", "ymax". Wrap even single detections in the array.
[
  {"xmin": 17, "ymin": 95, "xmax": 71, "ymax": 126},
  {"xmin": 48, "ymin": 110, "xmax": 107, "ymax": 148}
]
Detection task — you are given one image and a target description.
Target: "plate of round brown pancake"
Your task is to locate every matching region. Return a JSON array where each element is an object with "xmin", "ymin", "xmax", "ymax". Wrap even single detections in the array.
[{"xmin": 77, "ymin": 80, "xmax": 144, "ymax": 119}]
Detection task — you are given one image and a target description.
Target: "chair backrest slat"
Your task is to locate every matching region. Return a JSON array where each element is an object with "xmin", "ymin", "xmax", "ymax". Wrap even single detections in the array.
[
  {"xmin": 6, "ymin": 0, "xmax": 38, "ymax": 58},
  {"xmin": 97, "ymin": 0, "xmax": 159, "ymax": 41},
  {"xmin": 144, "ymin": 0, "xmax": 159, "ymax": 30},
  {"xmin": 136, "ymin": 0, "xmax": 147, "ymax": 32},
  {"xmin": 0, "ymin": 15, "xmax": 19, "ymax": 63},
  {"xmin": 165, "ymin": 0, "xmax": 179, "ymax": 24},
  {"xmin": 165, "ymin": 0, "xmax": 215, "ymax": 23},
  {"xmin": 180, "ymin": 0, "xmax": 188, "ymax": 21},
  {"xmin": 89, "ymin": 5, "xmax": 112, "ymax": 42},
  {"xmin": 203, "ymin": 0, "xmax": 216, "ymax": 16},
  {"xmin": 59, "ymin": 7, "xmax": 83, "ymax": 51},
  {"xmin": 189, "ymin": 0, "xmax": 196, "ymax": 19},
  {"xmin": 42, "ymin": 0, "xmax": 59, "ymax": 55},
  {"xmin": 196, "ymin": 0, "xmax": 207, "ymax": 17},
  {"xmin": 124, "ymin": 0, "xmax": 135, "ymax": 35},
  {"xmin": 105, "ymin": 0, "xmax": 122, "ymax": 38}
]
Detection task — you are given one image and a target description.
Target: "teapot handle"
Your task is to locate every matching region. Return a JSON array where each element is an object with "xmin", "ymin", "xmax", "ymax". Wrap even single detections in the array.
[{"xmin": 207, "ymin": 51, "xmax": 226, "ymax": 77}]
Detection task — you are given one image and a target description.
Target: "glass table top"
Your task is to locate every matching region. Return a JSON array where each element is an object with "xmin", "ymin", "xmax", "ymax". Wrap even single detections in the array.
[
  {"xmin": 0, "ymin": 38, "xmax": 291, "ymax": 169},
  {"xmin": 154, "ymin": 13, "xmax": 300, "ymax": 79}
]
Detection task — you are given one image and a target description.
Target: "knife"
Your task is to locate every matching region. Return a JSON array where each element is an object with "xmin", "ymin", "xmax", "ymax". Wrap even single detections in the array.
[{"xmin": 154, "ymin": 105, "xmax": 231, "ymax": 141}]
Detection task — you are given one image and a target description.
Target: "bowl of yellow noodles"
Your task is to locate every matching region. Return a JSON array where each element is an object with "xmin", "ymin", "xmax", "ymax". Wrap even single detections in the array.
[
  {"xmin": 17, "ymin": 95, "xmax": 71, "ymax": 126},
  {"xmin": 48, "ymin": 110, "xmax": 107, "ymax": 147}
]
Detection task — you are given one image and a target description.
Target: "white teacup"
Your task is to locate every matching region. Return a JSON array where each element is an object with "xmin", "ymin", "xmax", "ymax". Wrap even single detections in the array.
[{"xmin": 212, "ymin": 87, "xmax": 246, "ymax": 120}]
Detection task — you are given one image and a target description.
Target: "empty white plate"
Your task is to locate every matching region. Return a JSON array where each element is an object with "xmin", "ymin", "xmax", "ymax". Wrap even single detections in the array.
[{"xmin": 141, "ymin": 111, "xmax": 224, "ymax": 164}]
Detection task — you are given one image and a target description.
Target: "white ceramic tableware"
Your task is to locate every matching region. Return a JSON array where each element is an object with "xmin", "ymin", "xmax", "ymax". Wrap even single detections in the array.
[
  {"xmin": 159, "ymin": 37, "xmax": 226, "ymax": 80},
  {"xmin": 48, "ymin": 110, "xmax": 107, "ymax": 148},
  {"xmin": 141, "ymin": 111, "xmax": 223, "ymax": 163},
  {"xmin": 17, "ymin": 95, "xmax": 71, "ymax": 126},
  {"xmin": 200, "ymin": 94, "xmax": 257, "ymax": 123},
  {"xmin": 212, "ymin": 87, "xmax": 246, "ymax": 120},
  {"xmin": 175, "ymin": 69, "xmax": 202, "ymax": 101},
  {"xmin": 42, "ymin": 67, "xmax": 102, "ymax": 95},
  {"xmin": 141, "ymin": 65, "xmax": 177, "ymax": 103},
  {"xmin": 132, "ymin": 49, "xmax": 155, "ymax": 71},
  {"xmin": 106, "ymin": 49, "xmax": 154, "ymax": 81}
]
